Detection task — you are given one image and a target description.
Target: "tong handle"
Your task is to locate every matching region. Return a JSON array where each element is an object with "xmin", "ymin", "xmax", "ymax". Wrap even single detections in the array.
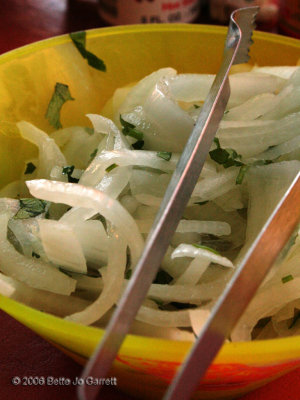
[
  {"xmin": 164, "ymin": 172, "xmax": 300, "ymax": 400},
  {"xmin": 78, "ymin": 7, "xmax": 258, "ymax": 400}
]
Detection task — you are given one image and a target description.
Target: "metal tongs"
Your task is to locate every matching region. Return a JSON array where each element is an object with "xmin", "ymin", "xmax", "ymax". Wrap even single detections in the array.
[{"xmin": 79, "ymin": 7, "xmax": 300, "ymax": 400}]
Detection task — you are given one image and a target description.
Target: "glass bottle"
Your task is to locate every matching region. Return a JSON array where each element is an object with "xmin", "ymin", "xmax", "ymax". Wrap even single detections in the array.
[{"xmin": 98, "ymin": 0, "xmax": 200, "ymax": 25}]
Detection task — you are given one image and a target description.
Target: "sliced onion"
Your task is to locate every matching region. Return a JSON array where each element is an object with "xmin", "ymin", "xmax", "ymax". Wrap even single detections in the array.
[
  {"xmin": 118, "ymin": 67, "xmax": 177, "ymax": 114},
  {"xmin": 38, "ymin": 219, "xmax": 87, "ymax": 273},
  {"xmin": 217, "ymin": 112, "xmax": 300, "ymax": 157},
  {"xmin": 17, "ymin": 121, "xmax": 66, "ymax": 179},
  {"xmin": 0, "ymin": 272, "xmax": 89, "ymax": 317},
  {"xmin": 136, "ymin": 305, "xmax": 192, "ymax": 327},
  {"xmin": 65, "ymin": 224, "xmax": 127, "ymax": 325},
  {"xmin": 192, "ymin": 168, "xmax": 239, "ymax": 201},
  {"xmin": 26, "ymin": 180, "xmax": 144, "ymax": 268},
  {"xmin": 136, "ymin": 219, "xmax": 230, "ymax": 236},
  {"xmin": 175, "ymin": 258, "xmax": 210, "ymax": 285},
  {"xmin": 172, "ymin": 244, "xmax": 234, "ymax": 268},
  {"xmin": 0, "ymin": 213, "xmax": 76, "ymax": 295}
]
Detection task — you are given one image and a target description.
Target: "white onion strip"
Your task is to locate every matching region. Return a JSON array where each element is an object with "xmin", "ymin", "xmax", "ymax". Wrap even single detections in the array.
[
  {"xmin": 172, "ymin": 244, "xmax": 234, "ymax": 268},
  {"xmin": 66, "ymin": 225, "xmax": 127, "ymax": 325},
  {"xmin": 38, "ymin": 219, "xmax": 87, "ymax": 274},
  {"xmin": 17, "ymin": 121, "xmax": 66, "ymax": 179},
  {"xmin": 0, "ymin": 213, "xmax": 76, "ymax": 295},
  {"xmin": 26, "ymin": 180, "xmax": 144, "ymax": 268},
  {"xmin": 136, "ymin": 219, "xmax": 231, "ymax": 236}
]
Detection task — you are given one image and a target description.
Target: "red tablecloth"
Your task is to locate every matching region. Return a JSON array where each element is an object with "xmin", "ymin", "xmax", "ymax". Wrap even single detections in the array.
[{"xmin": 1, "ymin": 1, "xmax": 300, "ymax": 399}]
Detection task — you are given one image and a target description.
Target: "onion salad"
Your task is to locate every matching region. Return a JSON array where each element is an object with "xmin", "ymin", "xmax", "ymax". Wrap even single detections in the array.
[{"xmin": 0, "ymin": 64, "xmax": 299, "ymax": 342}]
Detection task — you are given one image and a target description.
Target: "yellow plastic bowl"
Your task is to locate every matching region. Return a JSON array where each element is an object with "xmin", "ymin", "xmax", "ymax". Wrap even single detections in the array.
[{"xmin": 0, "ymin": 24, "xmax": 300, "ymax": 400}]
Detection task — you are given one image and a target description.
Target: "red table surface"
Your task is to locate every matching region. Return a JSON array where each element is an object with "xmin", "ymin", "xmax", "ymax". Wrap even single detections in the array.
[{"xmin": 1, "ymin": 1, "xmax": 300, "ymax": 399}]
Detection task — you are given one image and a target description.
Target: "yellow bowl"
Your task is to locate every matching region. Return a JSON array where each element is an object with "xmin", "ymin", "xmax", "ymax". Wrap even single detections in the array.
[{"xmin": 0, "ymin": 24, "xmax": 300, "ymax": 400}]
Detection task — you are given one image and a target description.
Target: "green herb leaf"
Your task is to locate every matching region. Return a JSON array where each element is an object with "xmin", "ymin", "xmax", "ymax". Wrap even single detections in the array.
[
  {"xmin": 282, "ymin": 274, "xmax": 294, "ymax": 284},
  {"xmin": 236, "ymin": 165, "xmax": 250, "ymax": 185},
  {"xmin": 14, "ymin": 199, "xmax": 49, "ymax": 219},
  {"xmin": 132, "ymin": 140, "xmax": 144, "ymax": 150},
  {"xmin": 45, "ymin": 83, "xmax": 74, "ymax": 129},
  {"xmin": 62, "ymin": 165, "xmax": 79, "ymax": 183},
  {"xmin": 194, "ymin": 200, "xmax": 209, "ymax": 206},
  {"xmin": 84, "ymin": 127, "xmax": 94, "ymax": 135},
  {"xmin": 32, "ymin": 251, "xmax": 40, "ymax": 259},
  {"xmin": 209, "ymin": 146, "xmax": 243, "ymax": 168},
  {"xmin": 69, "ymin": 31, "xmax": 106, "ymax": 72},
  {"xmin": 154, "ymin": 269, "xmax": 173, "ymax": 285},
  {"xmin": 125, "ymin": 269, "xmax": 132, "ymax": 280},
  {"xmin": 236, "ymin": 160, "xmax": 274, "ymax": 185},
  {"xmin": 151, "ymin": 298, "xmax": 165, "ymax": 307},
  {"xmin": 24, "ymin": 162, "xmax": 36, "ymax": 175},
  {"xmin": 213, "ymin": 137, "xmax": 221, "ymax": 148},
  {"xmin": 252, "ymin": 159, "xmax": 274, "ymax": 166},
  {"xmin": 170, "ymin": 302, "xmax": 197, "ymax": 310},
  {"xmin": 120, "ymin": 115, "xmax": 144, "ymax": 141},
  {"xmin": 192, "ymin": 243, "xmax": 221, "ymax": 255},
  {"xmin": 98, "ymin": 214, "xmax": 107, "ymax": 232},
  {"xmin": 157, "ymin": 151, "xmax": 172, "ymax": 161},
  {"xmin": 105, "ymin": 163, "xmax": 118, "ymax": 173},
  {"xmin": 193, "ymin": 104, "xmax": 200, "ymax": 109},
  {"xmin": 90, "ymin": 148, "xmax": 98, "ymax": 161},
  {"xmin": 200, "ymin": 234, "xmax": 232, "ymax": 252}
]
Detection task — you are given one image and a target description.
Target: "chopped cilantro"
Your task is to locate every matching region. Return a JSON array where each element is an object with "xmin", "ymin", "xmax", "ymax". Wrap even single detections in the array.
[
  {"xmin": 170, "ymin": 302, "xmax": 198, "ymax": 310},
  {"xmin": 132, "ymin": 140, "xmax": 144, "ymax": 150},
  {"xmin": 209, "ymin": 146, "xmax": 243, "ymax": 169},
  {"xmin": 125, "ymin": 269, "xmax": 132, "ymax": 280},
  {"xmin": 62, "ymin": 165, "xmax": 79, "ymax": 183},
  {"xmin": 45, "ymin": 83, "xmax": 74, "ymax": 129},
  {"xmin": 192, "ymin": 243, "xmax": 220, "ymax": 255},
  {"xmin": 69, "ymin": 31, "xmax": 106, "ymax": 72},
  {"xmin": 282, "ymin": 274, "xmax": 294, "ymax": 284},
  {"xmin": 32, "ymin": 251, "xmax": 40, "ymax": 259},
  {"xmin": 151, "ymin": 298, "xmax": 165, "ymax": 307},
  {"xmin": 105, "ymin": 163, "xmax": 118, "ymax": 173},
  {"xmin": 120, "ymin": 115, "xmax": 144, "ymax": 140},
  {"xmin": 194, "ymin": 200, "xmax": 209, "ymax": 206},
  {"xmin": 90, "ymin": 148, "xmax": 98, "ymax": 161},
  {"xmin": 252, "ymin": 159, "xmax": 274, "ymax": 166},
  {"xmin": 154, "ymin": 269, "xmax": 173, "ymax": 285},
  {"xmin": 213, "ymin": 137, "xmax": 221, "ymax": 148},
  {"xmin": 98, "ymin": 214, "xmax": 107, "ymax": 232},
  {"xmin": 14, "ymin": 199, "xmax": 49, "ymax": 219},
  {"xmin": 210, "ymin": 138, "xmax": 274, "ymax": 185},
  {"xmin": 84, "ymin": 127, "xmax": 94, "ymax": 135},
  {"xmin": 24, "ymin": 162, "xmax": 36, "ymax": 175},
  {"xmin": 200, "ymin": 234, "xmax": 232, "ymax": 252},
  {"xmin": 157, "ymin": 151, "xmax": 172, "ymax": 161},
  {"xmin": 236, "ymin": 165, "xmax": 250, "ymax": 185}
]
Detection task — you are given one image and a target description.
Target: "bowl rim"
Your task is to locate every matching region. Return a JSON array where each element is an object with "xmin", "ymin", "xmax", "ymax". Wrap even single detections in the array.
[
  {"xmin": 0, "ymin": 23, "xmax": 300, "ymax": 361},
  {"xmin": 0, "ymin": 23, "xmax": 299, "ymax": 65}
]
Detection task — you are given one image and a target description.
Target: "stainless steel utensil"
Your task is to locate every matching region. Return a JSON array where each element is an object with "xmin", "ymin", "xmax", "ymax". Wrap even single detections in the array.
[
  {"xmin": 78, "ymin": 7, "xmax": 259, "ymax": 400},
  {"xmin": 164, "ymin": 172, "xmax": 300, "ymax": 400}
]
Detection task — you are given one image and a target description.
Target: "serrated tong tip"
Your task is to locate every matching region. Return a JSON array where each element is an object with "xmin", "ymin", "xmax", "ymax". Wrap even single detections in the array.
[{"xmin": 228, "ymin": 6, "xmax": 259, "ymax": 64}]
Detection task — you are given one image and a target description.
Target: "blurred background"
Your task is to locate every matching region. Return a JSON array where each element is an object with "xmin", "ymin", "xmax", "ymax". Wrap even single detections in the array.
[{"xmin": 0, "ymin": 0, "xmax": 299, "ymax": 55}]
